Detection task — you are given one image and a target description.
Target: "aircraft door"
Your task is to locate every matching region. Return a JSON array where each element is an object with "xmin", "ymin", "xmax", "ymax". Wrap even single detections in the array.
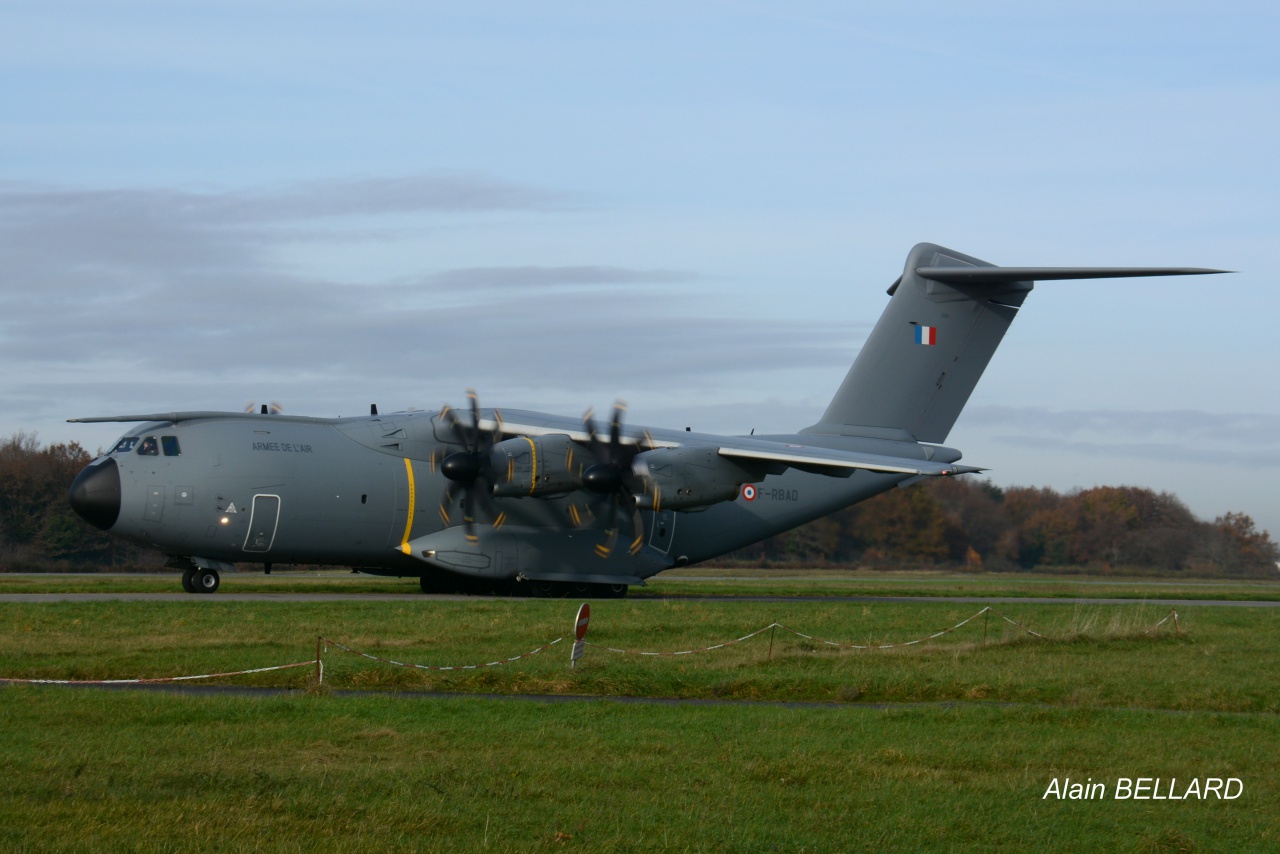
[
  {"xmin": 648, "ymin": 509, "xmax": 676, "ymax": 554},
  {"xmin": 243, "ymin": 494, "xmax": 282, "ymax": 553}
]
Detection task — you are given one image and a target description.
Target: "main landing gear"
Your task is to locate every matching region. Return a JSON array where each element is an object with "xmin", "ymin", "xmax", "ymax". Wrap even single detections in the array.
[{"xmin": 181, "ymin": 567, "xmax": 221, "ymax": 594}]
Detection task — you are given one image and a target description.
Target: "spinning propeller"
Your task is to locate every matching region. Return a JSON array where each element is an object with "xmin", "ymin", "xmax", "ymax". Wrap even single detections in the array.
[
  {"xmin": 428, "ymin": 392, "xmax": 655, "ymax": 556},
  {"xmin": 430, "ymin": 389, "xmax": 505, "ymax": 541},
  {"xmin": 576, "ymin": 402, "xmax": 657, "ymax": 558}
]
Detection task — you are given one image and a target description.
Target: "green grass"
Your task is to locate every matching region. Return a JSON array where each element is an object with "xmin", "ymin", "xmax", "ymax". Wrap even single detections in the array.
[
  {"xmin": 3, "ymin": 565, "xmax": 1278, "ymax": 600},
  {"xmin": 3, "ymin": 581, "xmax": 1279, "ymax": 850},
  {"xmin": 655, "ymin": 566, "xmax": 1280, "ymax": 601},
  {"xmin": 0, "ymin": 598, "xmax": 1276, "ymax": 712},
  {"xmin": 0, "ymin": 570, "xmax": 415, "ymax": 596},
  {"xmin": 2, "ymin": 689, "xmax": 1277, "ymax": 852}
]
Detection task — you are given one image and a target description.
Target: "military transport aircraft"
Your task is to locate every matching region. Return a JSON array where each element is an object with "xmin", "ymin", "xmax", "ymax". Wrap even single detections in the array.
[{"xmin": 67, "ymin": 243, "xmax": 1224, "ymax": 597}]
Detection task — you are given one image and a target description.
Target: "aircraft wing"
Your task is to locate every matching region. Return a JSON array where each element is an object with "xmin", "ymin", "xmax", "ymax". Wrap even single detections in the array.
[
  {"xmin": 486, "ymin": 411, "xmax": 978, "ymax": 477},
  {"xmin": 480, "ymin": 415, "xmax": 680, "ymax": 448},
  {"xmin": 717, "ymin": 439, "xmax": 982, "ymax": 478},
  {"xmin": 68, "ymin": 412, "xmax": 339, "ymax": 425}
]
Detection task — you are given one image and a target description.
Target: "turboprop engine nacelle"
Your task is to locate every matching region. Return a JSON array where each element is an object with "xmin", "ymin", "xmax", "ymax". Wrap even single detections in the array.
[
  {"xmin": 633, "ymin": 447, "xmax": 775, "ymax": 511},
  {"xmin": 490, "ymin": 434, "xmax": 582, "ymax": 498}
]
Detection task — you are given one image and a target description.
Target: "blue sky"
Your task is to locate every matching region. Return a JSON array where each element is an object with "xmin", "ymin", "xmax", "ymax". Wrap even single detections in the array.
[{"xmin": 3, "ymin": 1, "xmax": 1278, "ymax": 537}]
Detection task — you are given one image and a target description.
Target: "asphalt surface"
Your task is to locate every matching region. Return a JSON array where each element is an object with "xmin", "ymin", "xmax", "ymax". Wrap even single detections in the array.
[{"xmin": 1, "ymin": 592, "xmax": 1277, "ymax": 606}]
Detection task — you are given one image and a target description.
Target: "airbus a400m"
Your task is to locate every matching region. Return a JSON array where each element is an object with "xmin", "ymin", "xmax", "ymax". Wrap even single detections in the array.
[{"xmin": 67, "ymin": 243, "xmax": 1223, "ymax": 596}]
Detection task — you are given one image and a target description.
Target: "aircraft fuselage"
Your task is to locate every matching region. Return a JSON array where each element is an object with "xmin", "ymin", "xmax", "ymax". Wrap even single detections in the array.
[
  {"xmin": 69, "ymin": 243, "xmax": 1224, "ymax": 595},
  {"xmin": 70, "ymin": 408, "xmax": 914, "ymax": 593}
]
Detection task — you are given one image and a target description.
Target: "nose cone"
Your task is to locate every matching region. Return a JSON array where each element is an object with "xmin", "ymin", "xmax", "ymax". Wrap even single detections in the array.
[{"xmin": 68, "ymin": 458, "xmax": 121, "ymax": 530}]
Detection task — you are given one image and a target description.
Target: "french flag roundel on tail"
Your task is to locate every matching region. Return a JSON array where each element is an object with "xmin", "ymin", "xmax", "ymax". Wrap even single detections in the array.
[{"xmin": 914, "ymin": 324, "xmax": 937, "ymax": 346}]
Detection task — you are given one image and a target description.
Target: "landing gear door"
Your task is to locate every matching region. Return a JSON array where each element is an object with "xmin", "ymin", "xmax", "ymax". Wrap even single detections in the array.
[{"xmin": 243, "ymin": 494, "xmax": 281, "ymax": 553}]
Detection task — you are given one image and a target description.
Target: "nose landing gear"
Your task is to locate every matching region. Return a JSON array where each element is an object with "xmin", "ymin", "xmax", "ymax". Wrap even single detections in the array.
[{"xmin": 169, "ymin": 556, "xmax": 229, "ymax": 594}]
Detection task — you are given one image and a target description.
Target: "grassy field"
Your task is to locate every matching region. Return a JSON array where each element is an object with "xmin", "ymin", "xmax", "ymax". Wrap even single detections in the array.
[
  {"xmin": 2, "ymin": 576, "xmax": 1279, "ymax": 850},
  {"xmin": 4, "ymin": 690, "xmax": 1276, "ymax": 852},
  {"xmin": 3, "ymin": 565, "xmax": 1279, "ymax": 601},
  {"xmin": 2, "ymin": 598, "xmax": 1274, "ymax": 711}
]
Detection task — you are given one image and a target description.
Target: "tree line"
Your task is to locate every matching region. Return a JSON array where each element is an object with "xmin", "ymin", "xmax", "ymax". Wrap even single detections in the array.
[
  {"xmin": 727, "ymin": 476, "xmax": 1278, "ymax": 577},
  {"xmin": 0, "ymin": 433, "xmax": 158, "ymax": 570},
  {"xmin": 1, "ymin": 432, "xmax": 1276, "ymax": 576}
]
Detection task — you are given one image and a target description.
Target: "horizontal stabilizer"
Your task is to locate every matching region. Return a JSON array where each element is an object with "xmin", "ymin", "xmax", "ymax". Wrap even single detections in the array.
[{"xmin": 915, "ymin": 266, "xmax": 1228, "ymax": 285}]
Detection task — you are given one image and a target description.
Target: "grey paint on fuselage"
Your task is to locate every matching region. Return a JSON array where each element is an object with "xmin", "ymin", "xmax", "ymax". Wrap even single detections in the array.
[
  {"xmin": 99, "ymin": 410, "xmax": 917, "ymax": 575},
  {"xmin": 69, "ymin": 243, "xmax": 1227, "ymax": 594},
  {"xmin": 106, "ymin": 416, "xmax": 404, "ymax": 567}
]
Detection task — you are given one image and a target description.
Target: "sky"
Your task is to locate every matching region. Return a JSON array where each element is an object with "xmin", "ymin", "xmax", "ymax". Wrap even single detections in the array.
[{"xmin": 2, "ymin": 1, "xmax": 1278, "ymax": 536}]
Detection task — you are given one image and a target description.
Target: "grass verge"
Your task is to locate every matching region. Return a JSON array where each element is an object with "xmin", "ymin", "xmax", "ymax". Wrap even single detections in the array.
[
  {"xmin": 1, "ymin": 598, "xmax": 1276, "ymax": 713},
  {"xmin": 3, "ymin": 592, "xmax": 1279, "ymax": 850},
  {"xmin": 2, "ymin": 688, "xmax": 1276, "ymax": 852},
  {"xmin": 3, "ymin": 566, "xmax": 1278, "ymax": 600}
]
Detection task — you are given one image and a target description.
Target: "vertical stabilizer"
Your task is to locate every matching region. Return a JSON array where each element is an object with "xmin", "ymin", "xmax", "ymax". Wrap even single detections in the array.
[{"xmin": 803, "ymin": 243, "xmax": 1029, "ymax": 444}]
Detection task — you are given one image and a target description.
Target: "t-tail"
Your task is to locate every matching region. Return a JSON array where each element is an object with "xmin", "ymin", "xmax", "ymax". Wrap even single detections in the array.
[{"xmin": 803, "ymin": 242, "xmax": 1226, "ymax": 444}]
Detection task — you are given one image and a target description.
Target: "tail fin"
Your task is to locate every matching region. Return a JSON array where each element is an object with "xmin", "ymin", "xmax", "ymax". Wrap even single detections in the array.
[{"xmin": 804, "ymin": 243, "xmax": 1225, "ymax": 444}]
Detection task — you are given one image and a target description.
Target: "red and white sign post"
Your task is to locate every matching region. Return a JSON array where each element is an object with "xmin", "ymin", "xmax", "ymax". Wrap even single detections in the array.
[{"xmin": 571, "ymin": 602, "xmax": 590, "ymax": 668}]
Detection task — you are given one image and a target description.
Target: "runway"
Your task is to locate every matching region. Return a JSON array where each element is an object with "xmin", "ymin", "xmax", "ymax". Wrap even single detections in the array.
[{"xmin": 2, "ymin": 592, "xmax": 1278, "ymax": 607}]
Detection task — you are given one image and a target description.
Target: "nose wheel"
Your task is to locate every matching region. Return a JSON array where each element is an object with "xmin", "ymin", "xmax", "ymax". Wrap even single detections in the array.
[{"xmin": 181, "ymin": 567, "xmax": 221, "ymax": 594}]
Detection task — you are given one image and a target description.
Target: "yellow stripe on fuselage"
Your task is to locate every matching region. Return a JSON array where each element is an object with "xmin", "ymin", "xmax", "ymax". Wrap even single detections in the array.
[
  {"xmin": 522, "ymin": 436, "xmax": 537, "ymax": 495},
  {"xmin": 400, "ymin": 457, "xmax": 416, "ymax": 554}
]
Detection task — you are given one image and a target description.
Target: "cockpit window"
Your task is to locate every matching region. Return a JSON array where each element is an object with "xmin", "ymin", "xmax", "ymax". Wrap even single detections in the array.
[
  {"xmin": 137, "ymin": 436, "xmax": 159, "ymax": 456},
  {"xmin": 161, "ymin": 436, "xmax": 181, "ymax": 456},
  {"xmin": 112, "ymin": 437, "xmax": 139, "ymax": 454}
]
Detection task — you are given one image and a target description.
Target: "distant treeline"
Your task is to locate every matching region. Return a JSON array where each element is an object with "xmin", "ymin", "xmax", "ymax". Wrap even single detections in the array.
[
  {"xmin": 0, "ymin": 433, "xmax": 170, "ymax": 571},
  {"xmin": 2, "ymin": 432, "xmax": 1277, "ymax": 576},
  {"xmin": 724, "ymin": 477, "xmax": 1279, "ymax": 577}
]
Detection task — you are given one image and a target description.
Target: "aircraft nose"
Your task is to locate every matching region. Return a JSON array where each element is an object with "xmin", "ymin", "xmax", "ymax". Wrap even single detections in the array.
[{"xmin": 68, "ymin": 457, "xmax": 121, "ymax": 530}]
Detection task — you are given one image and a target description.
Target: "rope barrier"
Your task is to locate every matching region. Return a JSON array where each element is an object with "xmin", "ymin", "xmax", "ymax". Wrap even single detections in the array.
[
  {"xmin": 584, "ymin": 607, "xmax": 1180, "ymax": 656},
  {"xmin": 319, "ymin": 636, "xmax": 563, "ymax": 674},
  {"xmin": 0, "ymin": 608, "xmax": 1182, "ymax": 684},
  {"xmin": 0, "ymin": 659, "xmax": 317, "ymax": 686},
  {"xmin": 777, "ymin": 607, "xmax": 1001, "ymax": 650},
  {"xmin": 584, "ymin": 624, "xmax": 779, "ymax": 656}
]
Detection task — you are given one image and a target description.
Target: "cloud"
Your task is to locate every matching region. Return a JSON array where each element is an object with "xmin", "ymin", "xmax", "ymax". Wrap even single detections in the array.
[
  {"xmin": 0, "ymin": 174, "xmax": 571, "ymax": 227},
  {"xmin": 961, "ymin": 405, "xmax": 1280, "ymax": 469},
  {"xmin": 0, "ymin": 175, "xmax": 864, "ymax": 430},
  {"xmin": 409, "ymin": 265, "xmax": 695, "ymax": 291},
  {"xmin": 0, "ymin": 175, "xmax": 575, "ymax": 288},
  {"xmin": 965, "ymin": 405, "xmax": 1280, "ymax": 445}
]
